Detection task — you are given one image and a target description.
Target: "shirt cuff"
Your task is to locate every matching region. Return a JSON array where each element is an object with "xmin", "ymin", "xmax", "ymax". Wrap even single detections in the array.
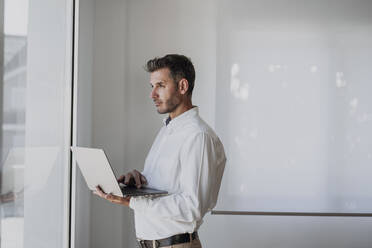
[
  {"xmin": 129, "ymin": 196, "xmax": 147, "ymax": 212},
  {"xmin": 129, "ymin": 197, "xmax": 135, "ymax": 210}
]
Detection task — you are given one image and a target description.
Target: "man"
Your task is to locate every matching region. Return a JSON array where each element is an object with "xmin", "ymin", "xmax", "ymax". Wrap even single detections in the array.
[{"xmin": 94, "ymin": 54, "xmax": 226, "ymax": 248}]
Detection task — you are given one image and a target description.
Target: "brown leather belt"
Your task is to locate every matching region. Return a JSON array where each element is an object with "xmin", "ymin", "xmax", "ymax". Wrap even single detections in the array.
[{"xmin": 137, "ymin": 231, "xmax": 198, "ymax": 248}]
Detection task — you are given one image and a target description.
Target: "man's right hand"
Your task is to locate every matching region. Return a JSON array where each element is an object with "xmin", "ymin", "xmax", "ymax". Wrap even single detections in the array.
[{"xmin": 117, "ymin": 169, "xmax": 147, "ymax": 188}]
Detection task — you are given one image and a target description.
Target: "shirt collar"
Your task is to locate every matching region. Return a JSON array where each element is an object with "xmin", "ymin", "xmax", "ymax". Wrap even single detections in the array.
[{"xmin": 162, "ymin": 106, "xmax": 199, "ymax": 129}]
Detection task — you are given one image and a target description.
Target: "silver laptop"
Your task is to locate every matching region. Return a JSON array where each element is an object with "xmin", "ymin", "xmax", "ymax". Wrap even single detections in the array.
[{"xmin": 70, "ymin": 146, "xmax": 168, "ymax": 198}]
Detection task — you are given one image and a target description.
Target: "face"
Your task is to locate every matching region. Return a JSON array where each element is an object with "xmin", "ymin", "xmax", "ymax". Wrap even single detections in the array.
[{"xmin": 149, "ymin": 68, "xmax": 182, "ymax": 114}]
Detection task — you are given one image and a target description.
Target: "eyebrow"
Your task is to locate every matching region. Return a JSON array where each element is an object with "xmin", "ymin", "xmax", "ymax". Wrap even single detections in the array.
[{"xmin": 150, "ymin": 81, "xmax": 165, "ymax": 87}]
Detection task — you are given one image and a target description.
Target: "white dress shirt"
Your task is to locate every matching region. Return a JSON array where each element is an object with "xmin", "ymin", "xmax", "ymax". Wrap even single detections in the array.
[{"xmin": 129, "ymin": 106, "xmax": 226, "ymax": 240}]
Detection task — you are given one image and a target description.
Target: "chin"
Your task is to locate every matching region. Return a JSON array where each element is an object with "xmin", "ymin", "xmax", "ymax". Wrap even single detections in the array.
[
  {"xmin": 157, "ymin": 109, "xmax": 168, "ymax": 114},
  {"xmin": 156, "ymin": 107, "xmax": 168, "ymax": 114}
]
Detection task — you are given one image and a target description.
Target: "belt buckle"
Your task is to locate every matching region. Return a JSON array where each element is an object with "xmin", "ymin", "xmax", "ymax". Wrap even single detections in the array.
[
  {"xmin": 138, "ymin": 239, "xmax": 159, "ymax": 248},
  {"xmin": 154, "ymin": 240, "xmax": 160, "ymax": 248},
  {"xmin": 137, "ymin": 239, "xmax": 147, "ymax": 248}
]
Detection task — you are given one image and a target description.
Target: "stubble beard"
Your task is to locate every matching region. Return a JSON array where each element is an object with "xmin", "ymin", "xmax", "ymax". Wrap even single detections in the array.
[{"xmin": 157, "ymin": 95, "xmax": 181, "ymax": 114}]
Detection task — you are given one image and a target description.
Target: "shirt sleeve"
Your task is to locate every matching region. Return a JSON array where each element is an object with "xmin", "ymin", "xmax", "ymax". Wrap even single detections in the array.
[{"xmin": 129, "ymin": 132, "xmax": 225, "ymax": 223}]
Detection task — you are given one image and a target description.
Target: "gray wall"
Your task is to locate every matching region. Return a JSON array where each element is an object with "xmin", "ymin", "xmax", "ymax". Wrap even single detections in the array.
[
  {"xmin": 90, "ymin": 0, "xmax": 128, "ymax": 248},
  {"xmin": 74, "ymin": 0, "xmax": 94, "ymax": 247}
]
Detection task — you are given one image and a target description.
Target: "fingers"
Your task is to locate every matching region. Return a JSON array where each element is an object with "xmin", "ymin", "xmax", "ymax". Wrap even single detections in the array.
[
  {"xmin": 117, "ymin": 175, "xmax": 125, "ymax": 183},
  {"xmin": 95, "ymin": 185, "xmax": 103, "ymax": 194},
  {"xmin": 94, "ymin": 186, "xmax": 118, "ymax": 201},
  {"xmin": 94, "ymin": 185, "xmax": 106, "ymax": 198},
  {"xmin": 93, "ymin": 186, "xmax": 131, "ymax": 206},
  {"xmin": 133, "ymin": 170, "xmax": 142, "ymax": 188},
  {"xmin": 133, "ymin": 170, "xmax": 148, "ymax": 188},
  {"xmin": 105, "ymin": 193, "xmax": 118, "ymax": 202},
  {"xmin": 124, "ymin": 172, "xmax": 133, "ymax": 185},
  {"xmin": 141, "ymin": 175, "xmax": 148, "ymax": 185},
  {"xmin": 107, "ymin": 194, "xmax": 131, "ymax": 207},
  {"xmin": 138, "ymin": 171, "xmax": 148, "ymax": 186},
  {"xmin": 123, "ymin": 170, "xmax": 147, "ymax": 188}
]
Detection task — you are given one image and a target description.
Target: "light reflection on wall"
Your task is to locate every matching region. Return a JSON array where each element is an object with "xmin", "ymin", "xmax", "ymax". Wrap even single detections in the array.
[{"xmin": 230, "ymin": 63, "xmax": 249, "ymax": 100}]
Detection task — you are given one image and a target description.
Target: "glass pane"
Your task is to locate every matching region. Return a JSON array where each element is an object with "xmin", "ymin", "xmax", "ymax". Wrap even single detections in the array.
[{"xmin": 1, "ymin": 0, "xmax": 71, "ymax": 247}]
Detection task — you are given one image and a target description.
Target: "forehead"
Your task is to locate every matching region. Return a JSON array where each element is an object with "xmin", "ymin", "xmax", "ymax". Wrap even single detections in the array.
[{"xmin": 150, "ymin": 68, "xmax": 172, "ymax": 84}]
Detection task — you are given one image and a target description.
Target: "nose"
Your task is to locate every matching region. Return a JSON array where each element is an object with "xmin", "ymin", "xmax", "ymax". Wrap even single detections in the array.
[{"xmin": 150, "ymin": 87, "xmax": 157, "ymax": 99}]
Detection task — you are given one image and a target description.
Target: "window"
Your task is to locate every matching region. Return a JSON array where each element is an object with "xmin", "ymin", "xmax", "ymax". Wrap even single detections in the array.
[{"xmin": 1, "ymin": 0, "xmax": 73, "ymax": 247}]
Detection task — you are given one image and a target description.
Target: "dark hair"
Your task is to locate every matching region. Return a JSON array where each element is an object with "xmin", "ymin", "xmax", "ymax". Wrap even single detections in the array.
[{"xmin": 145, "ymin": 54, "xmax": 195, "ymax": 95}]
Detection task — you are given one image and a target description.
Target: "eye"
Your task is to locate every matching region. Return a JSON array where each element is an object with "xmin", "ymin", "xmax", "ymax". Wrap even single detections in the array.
[{"xmin": 156, "ymin": 82, "xmax": 165, "ymax": 88}]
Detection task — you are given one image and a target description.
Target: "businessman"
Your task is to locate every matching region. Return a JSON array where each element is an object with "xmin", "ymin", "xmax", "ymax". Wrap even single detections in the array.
[{"xmin": 95, "ymin": 54, "xmax": 226, "ymax": 248}]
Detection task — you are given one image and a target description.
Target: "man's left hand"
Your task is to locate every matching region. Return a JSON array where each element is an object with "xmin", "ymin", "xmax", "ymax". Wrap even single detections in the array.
[{"xmin": 94, "ymin": 185, "xmax": 131, "ymax": 207}]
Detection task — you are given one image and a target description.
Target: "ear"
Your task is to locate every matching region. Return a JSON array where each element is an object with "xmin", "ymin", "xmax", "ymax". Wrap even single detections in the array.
[{"xmin": 178, "ymin": 78, "xmax": 189, "ymax": 95}]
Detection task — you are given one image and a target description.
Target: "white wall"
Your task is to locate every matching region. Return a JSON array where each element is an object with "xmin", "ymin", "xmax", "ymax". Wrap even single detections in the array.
[
  {"xmin": 214, "ymin": 0, "xmax": 372, "ymax": 214},
  {"xmin": 86, "ymin": 0, "xmax": 372, "ymax": 247}
]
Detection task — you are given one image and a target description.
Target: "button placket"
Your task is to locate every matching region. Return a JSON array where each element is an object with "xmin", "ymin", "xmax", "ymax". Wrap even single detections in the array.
[{"xmin": 149, "ymin": 130, "xmax": 169, "ymax": 175}]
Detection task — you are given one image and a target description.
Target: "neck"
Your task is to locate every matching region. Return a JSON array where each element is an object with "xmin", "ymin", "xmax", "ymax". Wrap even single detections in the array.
[{"xmin": 169, "ymin": 99, "xmax": 193, "ymax": 119}]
